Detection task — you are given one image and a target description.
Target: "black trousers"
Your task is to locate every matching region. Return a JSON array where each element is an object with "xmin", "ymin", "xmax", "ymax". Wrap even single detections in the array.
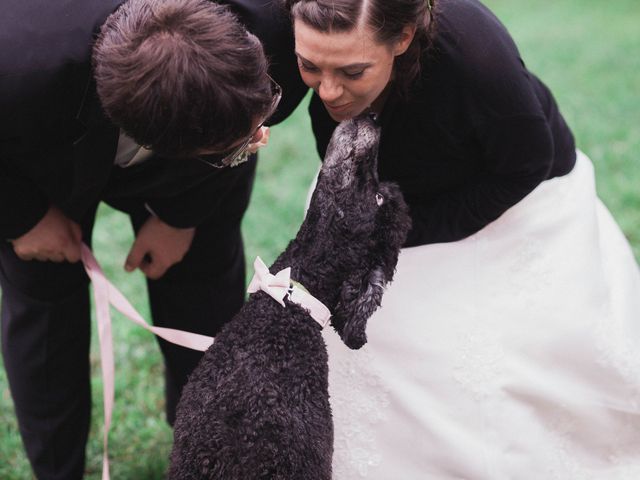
[{"xmin": 0, "ymin": 163, "xmax": 255, "ymax": 479}]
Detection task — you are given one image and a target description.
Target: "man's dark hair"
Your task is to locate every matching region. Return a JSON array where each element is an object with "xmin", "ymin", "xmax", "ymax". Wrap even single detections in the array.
[{"xmin": 93, "ymin": 0, "xmax": 273, "ymax": 157}]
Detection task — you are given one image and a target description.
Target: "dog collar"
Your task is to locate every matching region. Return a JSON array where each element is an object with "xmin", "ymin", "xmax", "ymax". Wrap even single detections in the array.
[{"xmin": 247, "ymin": 256, "xmax": 331, "ymax": 328}]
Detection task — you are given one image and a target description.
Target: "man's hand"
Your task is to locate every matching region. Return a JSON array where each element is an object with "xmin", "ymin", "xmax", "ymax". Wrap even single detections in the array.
[
  {"xmin": 10, "ymin": 206, "xmax": 82, "ymax": 263},
  {"xmin": 125, "ymin": 216, "xmax": 196, "ymax": 280}
]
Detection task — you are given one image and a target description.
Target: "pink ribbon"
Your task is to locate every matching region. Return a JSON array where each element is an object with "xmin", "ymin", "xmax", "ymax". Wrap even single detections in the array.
[
  {"xmin": 80, "ymin": 243, "xmax": 214, "ymax": 480},
  {"xmin": 247, "ymin": 256, "xmax": 331, "ymax": 328}
]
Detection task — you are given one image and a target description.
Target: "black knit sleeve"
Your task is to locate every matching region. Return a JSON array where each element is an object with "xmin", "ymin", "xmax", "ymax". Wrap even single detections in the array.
[
  {"xmin": 400, "ymin": 0, "xmax": 563, "ymax": 246},
  {"xmin": 403, "ymin": 116, "xmax": 554, "ymax": 246}
]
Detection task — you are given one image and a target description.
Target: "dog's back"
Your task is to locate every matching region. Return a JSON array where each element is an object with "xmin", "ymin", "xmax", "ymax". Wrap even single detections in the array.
[{"xmin": 170, "ymin": 298, "xmax": 332, "ymax": 479}]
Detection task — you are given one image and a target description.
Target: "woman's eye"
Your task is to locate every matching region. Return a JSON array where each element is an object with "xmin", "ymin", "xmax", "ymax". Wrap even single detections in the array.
[
  {"xmin": 343, "ymin": 70, "xmax": 364, "ymax": 79},
  {"xmin": 299, "ymin": 61, "xmax": 319, "ymax": 73}
]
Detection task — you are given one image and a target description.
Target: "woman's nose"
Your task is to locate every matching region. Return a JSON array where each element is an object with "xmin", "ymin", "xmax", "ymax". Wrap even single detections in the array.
[{"xmin": 318, "ymin": 78, "xmax": 343, "ymax": 103}]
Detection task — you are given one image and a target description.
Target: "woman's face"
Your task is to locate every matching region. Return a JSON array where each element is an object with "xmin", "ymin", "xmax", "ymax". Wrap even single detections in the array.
[{"xmin": 294, "ymin": 19, "xmax": 412, "ymax": 122}]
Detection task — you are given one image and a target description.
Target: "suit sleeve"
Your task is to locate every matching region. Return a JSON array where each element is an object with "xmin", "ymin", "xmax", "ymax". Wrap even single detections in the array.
[
  {"xmin": 140, "ymin": 157, "xmax": 257, "ymax": 229},
  {"xmin": 0, "ymin": 170, "xmax": 49, "ymax": 240}
]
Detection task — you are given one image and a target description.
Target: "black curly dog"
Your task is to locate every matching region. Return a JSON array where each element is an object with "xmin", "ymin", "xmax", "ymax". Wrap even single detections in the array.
[{"xmin": 169, "ymin": 114, "xmax": 411, "ymax": 479}]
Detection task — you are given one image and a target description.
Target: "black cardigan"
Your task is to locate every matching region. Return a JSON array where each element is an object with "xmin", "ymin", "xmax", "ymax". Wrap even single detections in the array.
[
  {"xmin": 309, "ymin": 0, "xmax": 576, "ymax": 247},
  {"xmin": 0, "ymin": 0, "xmax": 308, "ymax": 239}
]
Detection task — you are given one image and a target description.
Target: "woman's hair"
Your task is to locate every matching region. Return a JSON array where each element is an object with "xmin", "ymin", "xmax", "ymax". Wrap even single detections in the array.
[
  {"xmin": 284, "ymin": 0, "xmax": 437, "ymax": 96},
  {"xmin": 93, "ymin": 0, "xmax": 273, "ymax": 157}
]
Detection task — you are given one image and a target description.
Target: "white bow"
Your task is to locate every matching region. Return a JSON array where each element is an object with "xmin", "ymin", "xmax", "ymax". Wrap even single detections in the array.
[
  {"xmin": 247, "ymin": 256, "xmax": 331, "ymax": 328},
  {"xmin": 247, "ymin": 256, "xmax": 291, "ymax": 307}
]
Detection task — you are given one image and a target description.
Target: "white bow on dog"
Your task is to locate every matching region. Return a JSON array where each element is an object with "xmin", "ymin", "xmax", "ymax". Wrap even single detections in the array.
[{"xmin": 247, "ymin": 256, "xmax": 331, "ymax": 328}]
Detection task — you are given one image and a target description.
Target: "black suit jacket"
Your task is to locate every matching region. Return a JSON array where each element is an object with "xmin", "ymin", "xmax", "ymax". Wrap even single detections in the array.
[{"xmin": 0, "ymin": 0, "xmax": 307, "ymax": 239}]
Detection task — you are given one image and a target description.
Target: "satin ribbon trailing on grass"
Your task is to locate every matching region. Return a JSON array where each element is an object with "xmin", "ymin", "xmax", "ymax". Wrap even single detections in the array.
[{"xmin": 80, "ymin": 243, "xmax": 214, "ymax": 480}]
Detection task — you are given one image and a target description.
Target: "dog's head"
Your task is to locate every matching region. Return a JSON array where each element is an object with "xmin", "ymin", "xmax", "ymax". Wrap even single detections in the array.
[{"xmin": 298, "ymin": 114, "xmax": 411, "ymax": 349}]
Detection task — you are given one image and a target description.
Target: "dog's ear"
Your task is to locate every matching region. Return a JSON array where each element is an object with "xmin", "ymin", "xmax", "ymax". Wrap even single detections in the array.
[
  {"xmin": 331, "ymin": 183, "xmax": 411, "ymax": 349},
  {"xmin": 331, "ymin": 265, "xmax": 387, "ymax": 349}
]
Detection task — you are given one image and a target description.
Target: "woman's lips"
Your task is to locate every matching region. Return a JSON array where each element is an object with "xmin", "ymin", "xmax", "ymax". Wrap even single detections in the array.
[{"xmin": 325, "ymin": 102, "xmax": 352, "ymax": 113}]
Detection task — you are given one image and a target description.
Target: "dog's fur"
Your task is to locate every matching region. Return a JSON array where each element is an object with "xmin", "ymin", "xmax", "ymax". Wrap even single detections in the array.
[{"xmin": 169, "ymin": 114, "xmax": 411, "ymax": 479}]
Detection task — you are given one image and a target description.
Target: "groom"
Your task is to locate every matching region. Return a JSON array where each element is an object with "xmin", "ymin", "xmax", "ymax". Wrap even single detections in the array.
[{"xmin": 0, "ymin": 0, "xmax": 306, "ymax": 478}]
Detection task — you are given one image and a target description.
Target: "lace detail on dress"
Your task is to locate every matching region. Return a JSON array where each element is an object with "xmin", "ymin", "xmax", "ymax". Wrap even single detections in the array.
[
  {"xmin": 544, "ymin": 412, "xmax": 599, "ymax": 480},
  {"xmin": 593, "ymin": 245, "xmax": 640, "ymax": 394},
  {"xmin": 540, "ymin": 409, "xmax": 640, "ymax": 480},
  {"xmin": 452, "ymin": 325, "xmax": 506, "ymax": 401},
  {"xmin": 327, "ymin": 345, "xmax": 390, "ymax": 479},
  {"xmin": 507, "ymin": 237, "xmax": 553, "ymax": 309},
  {"xmin": 594, "ymin": 303, "xmax": 640, "ymax": 400},
  {"xmin": 606, "ymin": 424, "xmax": 640, "ymax": 480}
]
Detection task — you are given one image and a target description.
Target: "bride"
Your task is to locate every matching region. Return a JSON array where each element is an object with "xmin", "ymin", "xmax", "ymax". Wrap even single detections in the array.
[{"xmin": 286, "ymin": 0, "xmax": 640, "ymax": 478}]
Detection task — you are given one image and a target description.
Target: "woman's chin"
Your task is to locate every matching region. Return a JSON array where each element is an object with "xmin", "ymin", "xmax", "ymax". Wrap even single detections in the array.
[{"xmin": 327, "ymin": 111, "xmax": 351, "ymax": 122}]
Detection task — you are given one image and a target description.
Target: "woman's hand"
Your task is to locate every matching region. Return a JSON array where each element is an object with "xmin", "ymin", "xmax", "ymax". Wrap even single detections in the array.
[
  {"xmin": 10, "ymin": 206, "xmax": 82, "ymax": 263},
  {"xmin": 125, "ymin": 216, "xmax": 195, "ymax": 279},
  {"xmin": 245, "ymin": 126, "xmax": 271, "ymax": 154}
]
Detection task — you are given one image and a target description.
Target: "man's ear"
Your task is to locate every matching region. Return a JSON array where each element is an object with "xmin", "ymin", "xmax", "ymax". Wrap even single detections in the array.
[{"xmin": 393, "ymin": 24, "xmax": 417, "ymax": 57}]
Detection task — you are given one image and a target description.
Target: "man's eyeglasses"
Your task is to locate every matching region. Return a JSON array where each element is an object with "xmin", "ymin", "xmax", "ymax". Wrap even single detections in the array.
[{"xmin": 197, "ymin": 76, "xmax": 282, "ymax": 169}]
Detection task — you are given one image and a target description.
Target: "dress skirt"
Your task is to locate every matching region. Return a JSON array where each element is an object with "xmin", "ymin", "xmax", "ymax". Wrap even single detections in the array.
[{"xmin": 320, "ymin": 151, "xmax": 640, "ymax": 479}]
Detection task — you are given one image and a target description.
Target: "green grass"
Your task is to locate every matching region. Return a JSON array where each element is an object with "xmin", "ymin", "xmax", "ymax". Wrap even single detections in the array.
[{"xmin": 1, "ymin": 1, "xmax": 638, "ymax": 477}]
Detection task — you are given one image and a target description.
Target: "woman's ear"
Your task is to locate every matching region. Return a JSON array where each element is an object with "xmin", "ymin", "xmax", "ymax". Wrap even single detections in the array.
[{"xmin": 393, "ymin": 25, "xmax": 417, "ymax": 56}]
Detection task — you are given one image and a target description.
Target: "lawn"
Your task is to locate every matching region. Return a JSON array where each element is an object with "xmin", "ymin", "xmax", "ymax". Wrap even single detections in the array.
[{"xmin": 1, "ymin": 1, "xmax": 638, "ymax": 478}]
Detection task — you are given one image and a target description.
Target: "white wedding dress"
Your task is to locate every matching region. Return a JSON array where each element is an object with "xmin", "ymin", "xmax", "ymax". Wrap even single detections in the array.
[{"xmin": 319, "ymin": 151, "xmax": 640, "ymax": 479}]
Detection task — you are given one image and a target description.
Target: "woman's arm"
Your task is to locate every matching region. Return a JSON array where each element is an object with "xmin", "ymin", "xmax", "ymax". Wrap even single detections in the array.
[{"xmin": 404, "ymin": 115, "xmax": 555, "ymax": 245}]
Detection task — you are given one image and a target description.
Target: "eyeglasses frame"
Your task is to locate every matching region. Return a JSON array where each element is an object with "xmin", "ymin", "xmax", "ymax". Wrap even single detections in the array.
[{"xmin": 197, "ymin": 76, "xmax": 283, "ymax": 169}]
